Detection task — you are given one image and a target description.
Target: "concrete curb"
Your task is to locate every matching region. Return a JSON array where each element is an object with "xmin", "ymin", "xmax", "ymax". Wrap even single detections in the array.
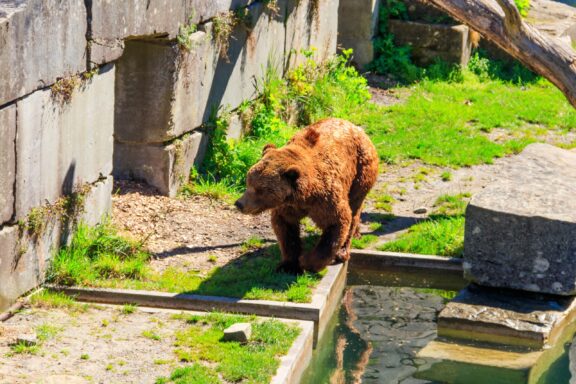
[
  {"xmin": 349, "ymin": 249, "xmax": 463, "ymax": 271},
  {"xmin": 46, "ymin": 262, "xmax": 347, "ymax": 346},
  {"xmin": 271, "ymin": 320, "xmax": 314, "ymax": 384}
]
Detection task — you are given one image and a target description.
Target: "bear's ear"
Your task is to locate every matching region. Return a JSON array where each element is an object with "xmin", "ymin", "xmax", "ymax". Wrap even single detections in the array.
[
  {"xmin": 262, "ymin": 143, "xmax": 276, "ymax": 156},
  {"xmin": 283, "ymin": 166, "xmax": 300, "ymax": 188}
]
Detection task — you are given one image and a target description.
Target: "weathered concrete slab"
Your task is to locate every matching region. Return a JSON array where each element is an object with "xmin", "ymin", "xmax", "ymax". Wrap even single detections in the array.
[
  {"xmin": 114, "ymin": 131, "xmax": 207, "ymax": 197},
  {"xmin": 88, "ymin": 0, "xmax": 255, "ymax": 65},
  {"xmin": 80, "ymin": 176, "xmax": 113, "ymax": 227},
  {"xmin": 15, "ymin": 65, "xmax": 115, "ymax": 221},
  {"xmin": 438, "ymin": 284, "xmax": 576, "ymax": 349},
  {"xmin": 285, "ymin": 0, "xmax": 338, "ymax": 69},
  {"xmin": 464, "ymin": 144, "xmax": 576, "ymax": 295},
  {"xmin": 0, "ymin": 104, "xmax": 16, "ymax": 224},
  {"xmin": 0, "ymin": 0, "xmax": 87, "ymax": 106},
  {"xmin": 114, "ymin": 34, "xmax": 218, "ymax": 144},
  {"xmin": 337, "ymin": 0, "xmax": 380, "ymax": 69},
  {"xmin": 270, "ymin": 320, "xmax": 314, "ymax": 384},
  {"xmin": 388, "ymin": 20, "xmax": 472, "ymax": 66}
]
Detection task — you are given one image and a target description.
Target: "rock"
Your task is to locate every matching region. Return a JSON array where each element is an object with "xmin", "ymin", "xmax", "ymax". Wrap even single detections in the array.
[
  {"xmin": 413, "ymin": 207, "xmax": 428, "ymax": 214},
  {"xmin": 114, "ymin": 132, "xmax": 207, "ymax": 197},
  {"xmin": 16, "ymin": 333, "xmax": 38, "ymax": 347},
  {"xmin": 388, "ymin": 20, "xmax": 472, "ymax": 67},
  {"xmin": 15, "ymin": 64, "xmax": 115, "ymax": 221},
  {"xmin": 0, "ymin": 0, "xmax": 87, "ymax": 105},
  {"xmin": 0, "ymin": 104, "xmax": 16, "ymax": 224},
  {"xmin": 438, "ymin": 284, "xmax": 576, "ymax": 348},
  {"xmin": 223, "ymin": 322, "xmax": 252, "ymax": 342},
  {"xmin": 402, "ymin": 0, "xmax": 456, "ymax": 24},
  {"xmin": 464, "ymin": 144, "xmax": 576, "ymax": 295},
  {"xmin": 338, "ymin": 0, "xmax": 381, "ymax": 69}
]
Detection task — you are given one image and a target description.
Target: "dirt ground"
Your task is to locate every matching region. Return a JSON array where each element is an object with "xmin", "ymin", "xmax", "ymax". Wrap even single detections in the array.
[{"xmin": 0, "ymin": 304, "xmax": 189, "ymax": 384}]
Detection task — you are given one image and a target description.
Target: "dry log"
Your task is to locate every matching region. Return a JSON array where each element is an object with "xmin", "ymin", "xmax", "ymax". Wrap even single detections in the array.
[{"xmin": 426, "ymin": 0, "xmax": 576, "ymax": 108}]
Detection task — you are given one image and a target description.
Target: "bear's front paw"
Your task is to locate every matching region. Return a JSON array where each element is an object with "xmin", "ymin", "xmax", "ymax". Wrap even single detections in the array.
[{"xmin": 276, "ymin": 261, "xmax": 303, "ymax": 275}]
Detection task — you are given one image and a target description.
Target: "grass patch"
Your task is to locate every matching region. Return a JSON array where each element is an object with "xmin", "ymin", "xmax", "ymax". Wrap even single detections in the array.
[
  {"xmin": 351, "ymin": 234, "xmax": 379, "ymax": 249},
  {"xmin": 377, "ymin": 193, "xmax": 471, "ymax": 257},
  {"xmin": 29, "ymin": 290, "xmax": 87, "ymax": 312},
  {"xmin": 49, "ymin": 223, "xmax": 324, "ymax": 303},
  {"xmin": 121, "ymin": 304, "xmax": 137, "ymax": 315},
  {"xmin": 36, "ymin": 323, "xmax": 62, "ymax": 342},
  {"xmin": 156, "ymin": 313, "xmax": 300, "ymax": 384}
]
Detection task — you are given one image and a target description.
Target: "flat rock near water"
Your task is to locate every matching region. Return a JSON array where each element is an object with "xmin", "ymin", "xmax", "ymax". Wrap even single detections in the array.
[{"xmin": 464, "ymin": 144, "xmax": 576, "ymax": 295}]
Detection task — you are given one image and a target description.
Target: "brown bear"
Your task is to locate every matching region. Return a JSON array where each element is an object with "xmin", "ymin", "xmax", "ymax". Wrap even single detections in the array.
[{"xmin": 235, "ymin": 118, "xmax": 379, "ymax": 273}]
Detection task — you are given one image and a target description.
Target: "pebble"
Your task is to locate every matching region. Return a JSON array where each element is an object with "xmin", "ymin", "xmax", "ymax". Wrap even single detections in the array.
[{"xmin": 413, "ymin": 207, "xmax": 428, "ymax": 214}]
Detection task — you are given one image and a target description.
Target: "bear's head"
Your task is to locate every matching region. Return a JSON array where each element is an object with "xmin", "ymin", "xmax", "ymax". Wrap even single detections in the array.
[{"xmin": 235, "ymin": 144, "xmax": 304, "ymax": 215}]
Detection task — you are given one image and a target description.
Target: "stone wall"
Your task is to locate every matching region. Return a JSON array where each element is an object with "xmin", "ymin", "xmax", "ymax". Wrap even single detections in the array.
[{"xmin": 0, "ymin": 0, "xmax": 339, "ymax": 310}]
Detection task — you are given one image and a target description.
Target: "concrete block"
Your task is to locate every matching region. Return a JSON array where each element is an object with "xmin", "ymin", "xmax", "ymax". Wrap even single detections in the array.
[
  {"xmin": 223, "ymin": 322, "xmax": 252, "ymax": 342},
  {"xmin": 80, "ymin": 176, "xmax": 113, "ymax": 227},
  {"xmin": 115, "ymin": 2, "xmax": 285, "ymax": 144},
  {"xmin": 0, "ymin": 104, "xmax": 16, "ymax": 224},
  {"xmin": 285, "ymin": 0, "xmax": 339, "ymax": 70},
  {"xmin": 338, "ymin": 0, "xmax": 380, "ymax": 69},
  {"xmin": 0, "ymin": 0, "xmax": 87, "ymax": 106},
  {"xmin": 0, "ymin": 218, "xmax": 60, "ymax": 311},
  {"xmin": 114, "ymin": 33, "xmax": 218, "ymax": 144},
  {"xmin": 464, "ymin": 144, "xmax": 576, "ymax": 295},
  {"xmin": 114, "ymin": 131, "xmax": 207, "ymax": 197},
  {"xmin": 388, "ymin": 20, "xmax": 472, "ymax": 66},
  {"xmin": 15, "ymin": 65, "xmax": 115, "ymax": 221},
  {"xmin": 88, "ymin": 0, "xmax": 254, "ymax": 65}
]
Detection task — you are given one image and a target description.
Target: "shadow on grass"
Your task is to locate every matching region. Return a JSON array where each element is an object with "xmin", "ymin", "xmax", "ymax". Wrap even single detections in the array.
[
  {"xmin": 179, "ymin": 235, "xmax": 323, "ymax": 303},
  {"xmin": 360, "ymin": 213, "xmax": 423, "ymax": 237}
]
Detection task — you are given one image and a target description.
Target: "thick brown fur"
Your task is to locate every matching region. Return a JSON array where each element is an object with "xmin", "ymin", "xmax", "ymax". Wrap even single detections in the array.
[{"xmin": 235, "ymin": 118, "xmax": 379, "ymax": 273}]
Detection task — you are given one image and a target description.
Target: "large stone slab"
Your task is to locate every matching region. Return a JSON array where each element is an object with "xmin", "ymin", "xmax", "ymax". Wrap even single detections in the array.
[
  {"xmin": 388, "ymin": 20, "xmax": 472, "ymax": 66},
  {"xmin": 337, "ymin": 0, "xmax": 380, "ymax": 69},
  {"xmin": 115, "ymin": 2, "xmax": 285, "ymax": 145},
  {"xmin": 15, "ymin": 65, "xmax": 115, "ymax": 221},
  {"xmin": 464, "ymin": 144, "xmax": 576, "ymax": 295},
  {"xmin": 0, "ymin": 0, "xmax": 87, "ymax": 106},
  {"xmin": 88, "ymin": 0, "xmax": 255, "ymax": 65},
  {"xmin": 285, "ymin": 0, "xmax": 338, "ymax": 69},
  {"xmin": 0, "ymin": 104, "xmax": 16, "ymax": 224},
  {"xmin": 114, "ymin": 131, "xmax": 207, "ymax": 197},
  {"xmin": 438, "ymin": 284, "xmax": 576, "ymax": 349}
]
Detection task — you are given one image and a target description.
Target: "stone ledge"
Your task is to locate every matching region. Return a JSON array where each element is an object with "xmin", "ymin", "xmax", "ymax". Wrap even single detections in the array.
[
  {"xmin": 437, "ymin": 284, "xmax": 576, "ymax": 349},
  {"xmin": 47, "ymin": 262, "xmax": 347, "ymax": 346}
]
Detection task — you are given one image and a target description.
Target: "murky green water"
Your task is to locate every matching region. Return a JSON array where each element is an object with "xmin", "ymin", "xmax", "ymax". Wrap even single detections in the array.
[{"xmin": 301, "ymin": 267, "xmax": 576, "ymax": 384}]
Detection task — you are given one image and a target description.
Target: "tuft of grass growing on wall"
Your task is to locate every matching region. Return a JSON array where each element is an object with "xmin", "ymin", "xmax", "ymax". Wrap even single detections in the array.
[{"xmin": 213, "ymin": 11, "xmax": 237, "ymax": 60}]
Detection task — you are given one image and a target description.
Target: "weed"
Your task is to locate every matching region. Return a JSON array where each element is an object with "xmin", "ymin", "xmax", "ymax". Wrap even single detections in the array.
[
  {"xmin": 142, "ymin": 330, "xmax": 162, "ymax": 341},
  {"xmin": 441, "ymin": 171, "xmax": 453, "ymax": 182},
  {"xmin": 368, "ymin": 222, "xmax": 383, "ymax": 232},
  {"xmin": 101, "ymin": 319, "xmax": 109, "ymax": 327},
  {"xmin": 121, "ymin": 304, "xmax": 137, "ymax": 315},
  {"xmin": 241, "ymin": 236, "xmax": 266, "ymax": 252},
  {"xmin": 80, "ymin": 353, "xmax": 90, "ymax": 360},
  {"xmin": 207, "ymin": 255, "xmax": 218, "ymax": 263},
  {"xmin": 51, "ymin": 76, "xmax": 81, "ymax": 103},
  {"xmin": 432, "ymin": 193, "xmax": 471, "ymax": 217},
  {"xmin": 154, "ymin": 359, "xmax": 171, "ymax": 365},
  {"xmin": 9, "ymin": 342, "xmax": 40, "ymax": 355},
  {"xmin": 514, "ymin": 0, "xmax": 530, "ymax": 17},
  {"xmin": 177, "ymin": 15, "xmax": 198, "ymax": 50},
  {"xmin": 36, "ymin": 324, "xmax": 62, "ymax": 342},
  {"xmin": 213, "ymin": 11, "xmax": 237, "ymax": 60},
  {"xmin": 374, "ymin": 194, "xmax": 395, "ymax": 213}
]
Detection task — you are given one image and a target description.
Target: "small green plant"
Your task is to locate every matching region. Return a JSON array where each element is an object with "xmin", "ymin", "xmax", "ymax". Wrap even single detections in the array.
[
  {"xmin": 514, "ymin": 0, "xmax": 530, "ymax": 17},
  {"xmin": 213, "ymin": 11, "xmax": 237, "ymax": 60},
  {"xmin": 121, "ymin": 304, "xmax": 137, "ymax": 315},
  {"xmin": 432, "ymin": 193, "xmax": 471, "ymax": 217},
  {"xmin": 368, "ymin": 222, "xmax": 383, "ymax": 232},
  {"xmin": 80, "ymin": 353, "xmax": 90, "ymax": 360},
  {"xmin": 207, "ymin": 254, "xmax": 218, "ymax": 263},
  {"xmin": 36, "ymin": 324, "xmax": 62, "ymax": 342},
  {"xmin": 30, "ymin": 290, "xmax": 87, "ymax": 312},
  {"xmin": 142, "ymin": 330, "xmax": 162, "ymax": 341},
  {"xmin": 177, "ymin": 15, "xmax": 198, "ymax": 50},
  {"xmin": 441, "ymin": 171, "xmax": 453, "ymax": 182},
  {"xmin": 10, "ymin": 342, "xmax": 40, "ymax": 356},
  {"xmin": 241, "ymin": 236, "xmax": 266, "ymax": 252},
  {"xmin": 374, "ymin": 194, "xmax": 395, "ymax": 213},
  {"xmin": 51, "ymin": 76, "xmax": 81, "ymax": 103}
]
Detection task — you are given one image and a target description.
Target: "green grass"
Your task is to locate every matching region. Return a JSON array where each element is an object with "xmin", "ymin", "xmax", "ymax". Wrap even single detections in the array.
[
  {"xmin": 121, "ymin": 304, "xmax": 137, "ymax": 314},
  {"xmin": 49, "ymin": 222, "xmax": 324, "ymax": 303},
  {"xmin": 156, "ymin": 312, "xmax": 300, "ymax": 384},
  {"xmin": 36, "ymin": 323, "xmax": 62, "ymax": 342},
  {"xmin": 378, "ymin": 193, "xmax": 471, "ymax": 257},
  {"xmin": 29, "ymin": 289, "xmax": 87, "ymax": 312},
  {"xmin": 351, "ymin": 234, "xmax": 379, "ymax": 249}
]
